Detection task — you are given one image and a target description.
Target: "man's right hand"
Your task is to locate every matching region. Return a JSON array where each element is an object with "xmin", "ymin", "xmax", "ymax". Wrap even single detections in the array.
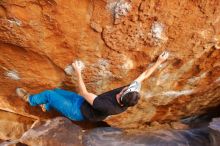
[
  {"xmin": 72, "ymin": 61, "xmax": 82, "ymax": 75},
  {"xmin": 157, "ymin": 51, "xmax": 169, "ymax": 63}
]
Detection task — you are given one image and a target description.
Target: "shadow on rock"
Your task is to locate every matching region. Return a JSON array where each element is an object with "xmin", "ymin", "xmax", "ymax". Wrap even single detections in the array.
[
  {"xmin": 6, "ymin": 116, "xmax": 220, "ymax": 146},
  {"xmin": 83, "ymin": 127, "xmax": 212, "ymax": 146},
  {"xmin": 83, "ymin": 117, "xmax": 220, "ymax": 146}
]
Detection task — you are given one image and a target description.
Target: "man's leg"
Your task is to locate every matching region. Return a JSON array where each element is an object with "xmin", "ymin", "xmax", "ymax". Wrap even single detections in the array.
[
  {"xmin": 29, "ymin": 90, "xmax": 53, "ymax": 106},
  {"xmin": 29, "ymin": 90, "xmax": 85, "ymax": 121},
  {"xmin": 53, "ymin": 88, "xmax": 81, "ymax": 99},
  {"xmin": 39, "ymin": 88, "xmax": 80, "ymax": 112},
  {"xmin": 16, "ymin": 88, "xmax": 49, "ymax": 112}
]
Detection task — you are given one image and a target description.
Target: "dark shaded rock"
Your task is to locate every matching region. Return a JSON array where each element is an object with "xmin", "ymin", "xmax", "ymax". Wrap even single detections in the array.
[
  {"xmin": 83, "ymin": 127, "xmax": 211, "ymax": 146},
  {"xmin": 0, "ymin": 0, "xmax": 220, "ymax": 129},
  {"xmin": 182, "ymin": 105, "xmax": 220, "ymax": 129},
  {"xmin": 209, "ymin": 129, "xmax": 220, "ymax": 146},
  {"xmin": 20, "ymin": 117, "xmax": 82, "ymax": 146}
]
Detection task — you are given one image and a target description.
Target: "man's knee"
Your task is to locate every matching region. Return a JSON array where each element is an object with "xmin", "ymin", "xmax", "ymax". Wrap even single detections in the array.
[{"xmin": 43, "ymin": 90, "xmax": 55, "ymax": 97}]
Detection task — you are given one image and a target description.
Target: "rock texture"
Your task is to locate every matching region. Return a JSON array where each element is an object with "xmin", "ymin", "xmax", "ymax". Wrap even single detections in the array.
[
  {"xmin": 83, "ymin": 127, "xmax": 212, "ymax": 146},
  {"xmin": 1, "ymin": 116, "xmax": 220, "ymax": 146},
  {"xmin": 0, "ymin": 0, "xmax": 220, "ymax": 129},
  {"xmin": 210, "ymin": 118, "xmax": 220, "ymax": 132},
  {"xmin": 20, "ymin": 117, "xmax": 83, "ymax": 146},
  {"xmin": 0, "ymin": 110, "xmax": 34, "ymax": 141},
  {"xmin": 0, "ymin": 140, "xmax": 26, "ymax": 146}
]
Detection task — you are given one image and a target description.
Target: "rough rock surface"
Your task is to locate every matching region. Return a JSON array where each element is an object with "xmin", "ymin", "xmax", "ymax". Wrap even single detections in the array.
[
  {"xmin": 20, "ymin": 117, "xmax": 83, "ymax": 146},
  {"xmin": 83, "ymin": 127, "xmax": 212, "ymax": 146},
  {"xmin": 0, "ymin": 110, "xmax": 34, "ymax": 141},
  {"xmin": 0, "ymin": 140, "xmax": 26, "ymax": 146},
  {"xmin": 0, "ymin": 0, "xmax": 220, "ymax": 129},
  {"xmin": 210, "ymin": 118, "xmax": 220, "ymax": 132},
  {"xmin": 1, "ymin": 116, "xmax": 220, "ymax": 146}
]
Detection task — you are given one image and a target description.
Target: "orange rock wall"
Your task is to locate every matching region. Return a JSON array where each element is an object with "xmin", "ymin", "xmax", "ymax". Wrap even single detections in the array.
[{"xmin": 0, "ymin": 0, "xmax": 220, "ymax": 129}]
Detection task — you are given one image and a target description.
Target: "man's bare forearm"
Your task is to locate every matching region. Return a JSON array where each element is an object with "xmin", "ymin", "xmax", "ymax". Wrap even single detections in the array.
[
  {"xmin": 75, "ymin": 73, "xmax": 88, "ymax": 94},
  {"xmin": 71, "ymin": 61, "xmax": 97, "ymax": 105},
  {"xmin": 135, "ymin": 61, "xmax": 162, "ymax": 83},
  {"xmin": 144, "ymin": 61, "xmax": 162, "ymax": 79},
  {"xmin": 133, "ymin": 51, "xmax": 169, "ymax": 84}
]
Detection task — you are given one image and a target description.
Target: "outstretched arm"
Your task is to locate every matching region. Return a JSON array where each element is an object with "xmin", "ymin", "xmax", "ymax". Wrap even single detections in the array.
[
  {"xmin": 135, "ymin": 51, "xmax": 169, "ymax": 83},
  {"xmin": 72, "ymin": 61, "xmax": 97, "ymax": 105}
]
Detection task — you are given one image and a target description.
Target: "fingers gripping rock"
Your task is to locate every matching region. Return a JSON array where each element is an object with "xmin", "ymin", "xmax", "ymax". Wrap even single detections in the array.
[{"xmin": 64, "ymin": 60, "xmax": 85, "ymax": 75}]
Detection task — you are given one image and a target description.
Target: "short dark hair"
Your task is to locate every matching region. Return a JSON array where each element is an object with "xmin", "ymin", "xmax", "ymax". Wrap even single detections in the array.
[{"xmin": 121, "ymin": 91, "xmax": 140, "ymax": 107}]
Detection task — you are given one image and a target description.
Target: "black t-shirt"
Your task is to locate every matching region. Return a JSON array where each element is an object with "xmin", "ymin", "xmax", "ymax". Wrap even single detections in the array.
[{"xmin": 80, "ymin": 86, "xmax": 128, "ymax": 122}]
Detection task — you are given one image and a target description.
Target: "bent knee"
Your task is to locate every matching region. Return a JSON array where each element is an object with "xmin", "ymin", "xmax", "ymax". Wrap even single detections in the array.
[
  {"xmin": 42, "ymin": 90, "xmax": 55, "ymax": 97},
  {"xmin": 43, "ymin": 90, "xmax": 54, "ymax": 93}
]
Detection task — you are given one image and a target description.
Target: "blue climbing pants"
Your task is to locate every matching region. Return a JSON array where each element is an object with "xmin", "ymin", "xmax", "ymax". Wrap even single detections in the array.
[{"xmin": 28, "ymin": 88, "xmax": 85, "ymax": 121}]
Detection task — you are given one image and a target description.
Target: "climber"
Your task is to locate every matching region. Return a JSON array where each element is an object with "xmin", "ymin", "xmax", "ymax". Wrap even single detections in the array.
[{"xmin": 16, "ymin": 51, "xmax": 169, "ymax": 122}]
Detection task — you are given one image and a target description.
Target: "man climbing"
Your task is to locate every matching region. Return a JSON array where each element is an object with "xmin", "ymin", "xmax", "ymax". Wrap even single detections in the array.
[{"xmin": 16, "ymin": 51, "xmax": 169, "ymax": 122}]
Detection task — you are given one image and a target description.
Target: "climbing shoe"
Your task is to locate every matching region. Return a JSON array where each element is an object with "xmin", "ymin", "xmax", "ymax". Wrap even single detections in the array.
[{"xmin": 16, "ymin": 88, "xmax": 30, "ymax": 102}]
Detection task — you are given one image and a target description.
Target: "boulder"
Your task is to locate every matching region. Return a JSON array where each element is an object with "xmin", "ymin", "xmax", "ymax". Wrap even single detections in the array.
[
  {"xmin": 20, "ymin": 117, "xmax": 83, "ymax": 146},
  {"xmin": 83, "ymin": 127, "xmax": 211, "ymax": 146},
  {"xmin": 0, "ymin": 0, "xmax": 219, "ymax": 129},
  {"xmin": 209, "ymin": 117, "xmax": 220, "ymax": 146}
]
